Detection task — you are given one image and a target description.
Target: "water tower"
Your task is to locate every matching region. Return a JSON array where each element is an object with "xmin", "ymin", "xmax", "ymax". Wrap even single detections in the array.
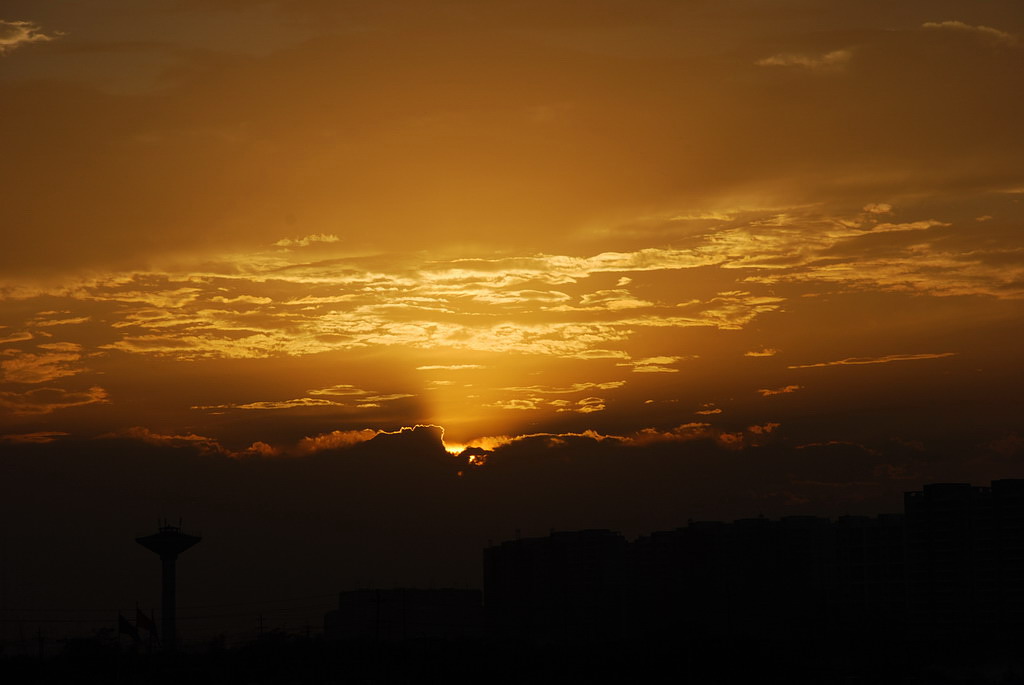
[{"xmin": 136, "ymin": 521, "xmax": 201, "ymax": 651}]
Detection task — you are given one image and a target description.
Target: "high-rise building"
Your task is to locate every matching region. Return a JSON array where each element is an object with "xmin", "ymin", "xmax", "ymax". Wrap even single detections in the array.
[{"xmin": 484, "ymin": 529, "xmax": 628, "ymax": 645}]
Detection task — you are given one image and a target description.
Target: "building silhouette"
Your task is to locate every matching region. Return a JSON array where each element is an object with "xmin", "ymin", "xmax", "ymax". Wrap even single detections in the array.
[
  {"xmin": 482, "ymin": 479, "xmax": 1024, "ymax": 645},
  {"xmin": 323, "ymin": 589, "xmax": 482, "ymax": 642},
  {"xmin": 483, "ymin": 529, "xmax": 627, "ymax": 645},
  {"xmin": 904, "ymin": 479, "xmax": 1024, "ymax": 637},
  {"xmin": 829, "ymin": 513, "xmax": 906, "ymax": 636}
]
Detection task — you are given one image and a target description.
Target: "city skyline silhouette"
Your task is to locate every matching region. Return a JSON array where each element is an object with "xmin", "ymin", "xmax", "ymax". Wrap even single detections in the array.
[{"xmin": 4, "ymin": 477, "xmax": 1024, "ymax": 682}]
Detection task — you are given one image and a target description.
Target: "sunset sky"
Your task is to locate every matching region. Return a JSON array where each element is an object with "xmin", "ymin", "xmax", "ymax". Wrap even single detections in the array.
[{"xmin": 1, "ymin": 0, "xmax": 1023, "ymax": 626}]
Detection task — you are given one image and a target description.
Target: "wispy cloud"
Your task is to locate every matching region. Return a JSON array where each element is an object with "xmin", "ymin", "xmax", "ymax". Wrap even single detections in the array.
[
  {"xmin": 863, "ymin": 203, "xmax": 892, "ymax": 215},
  {"xmin": 37, "ymin": 342, "xmax": 82, "ymax": 352},
  {"xmin": 0, "ymin": 431, "xmax": 69, "ymax": 443},
  {"xmin": 106, "ymin": 426, "xmax": 230, "ymax": 455},
  {"xmin": 1, "ymin": 349, "xmax": 85, "ymax": 384},
  {"xmin": 210, "ymin": 295, "xmax": 273, "ymax": 305},
  {"xmin": 488, "ymin": 380, "xmax": 622, "ymax": 414},
  {"xmin": 306, "ymin": 384, "xmax": 370, "ymax": 396},
  {"xmin": 296, "ymin": 429, "xmax": 379, "ymax": 454},
  {"xmin": 502, "ymin": 381, "xmax": 625, "ymax": 395},
  {"xmin": 9, "ymin": 214, "xmax": 929, "ymax": 366},
  {"xmin": 555, "ymin": 396, "xmax": 606, "ymax": 414},
  {"xmin": 758, "ymin": 385, "xmax": 802, "ymax": 397},
  {"xmin": 756, "ymin": 49, "xmax": 852, "ymax": 70},
  {"xmin": 618, "ymin": 356, "xmax": 684, "ymax": 373},
  {"xmin": 193, "ymin": 384, "xmax": 413, "ymax": 411},
  {"xmin": 487, "ymin": 398, "xmax": 543, "ymax": 411},
  {"xmin": 922, "ymin": 20, "xmax": 1016, "ymax": 45},
  {"xmin": 796, "ymin": 440, "xmax": 878, "ymax": 454},
  {"xmin": 749, "ymin": 251, "xmax": 1024, "ymax": 299},
  {"xmin": 695, "ymin": 403, "xmax": 722, "ymax": 415},
  {"xmin": 553, "ymin": 289, "xmax": 653, "ymax": 312},
  {"xmin": 364, "ymin": 393, "xmax": 414, "ymax": 402},
  {"xmin": 30, "ymin": 315, "xmax": 90, "ymax": 328},
  {"xmin": 2, "ymin": 204, "xmax": 1013, "ymax": 388},
  {"xmin": 0, "ymin": 331, "xmax": 32, "ymax": 344},
  {"xmin": 0, "ymin": 19, "xmax": 59, "ymax": 55},
  {"xmin": 0, "ymin": 386, "xmax": 107, "ymax": 415},
  {"xmin": 451, "ymin": 422, "xmax": 749, "ymax": 452},
  {"xmin": 222, "ymin": 398, "xmax": 348, "ymax": 411},
  {"xmin": 445, "ymin": 426, "xmax": 677, "ymax": 452},
  {"xmin": 273, "ymin": 234, "xmax": 340, "ymax": 248},
  {"xmin": 788, "ymin": 352, "xmax": 955, "ymax": 369}
]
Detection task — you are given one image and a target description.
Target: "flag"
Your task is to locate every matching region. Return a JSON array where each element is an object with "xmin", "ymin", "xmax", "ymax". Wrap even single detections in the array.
[
  {"xmin": 118, "ymin": 613, "xmax": 140, "ymax": 641},
  {"xmin": 136, "ymin": 607, "xmax": 158, "ymax": 637}
]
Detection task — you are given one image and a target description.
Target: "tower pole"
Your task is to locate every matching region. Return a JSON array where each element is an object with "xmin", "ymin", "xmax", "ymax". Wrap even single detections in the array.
[
  {"xmin": 136, "ymin": 523, "xmax": 201, "ymax": 653},
  {"xmin": 161, "ymin": 552, "xmax": 177, "ymax": 650}
]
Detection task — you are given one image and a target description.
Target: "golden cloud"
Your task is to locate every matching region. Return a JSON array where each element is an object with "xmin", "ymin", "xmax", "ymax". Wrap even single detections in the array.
[
  {"xmin": 306, "ymin": 384, "xmax": 370, "ymax": 396},
  {"xmin": 1, "ymin": 349, "xmax": 85, "ymax": 384},
  {"xmin": 921, "ymin": 20, "xmax": 1016, "ymax": 44},
  {"xmin": 0, "ymin": 203, "xmax": 1013, "ymax": 416},
  {"xmin": 788, "ymin": 352, "xmax": 955, "ymax": 369},
  {"xmin": 756, "ymin": 49, "xmax": 852, "ymax": 70},
  {"xmin": 0, "ymin": 19, "xmax": 58, "ymax": 55},
  {"xmin": 619, "ymin": 356, "xmax": 684, "ymax": 373},
  {"xmin": 273, "ymin": 233, "xmax": 340, "ymax": 248},
  {"xmin": 0, "ymin": 386, "xmax": 108, "ymax": 415},
  {"xmin": 193, "ymin": 384, "xmax": 413, "ymax": 412},
  {"xmin": 416, "ymin": 364, "xmax": 486, "ymax": 370},
  {"xmin": 863, "ymin": 203, "xmax": 893, "ymax": 215},
  {"xmin": 30, "ymin": 316, "xmax": 90, "ymax": 328},
  {"xmin": 758, "ymin": 385, "xmax": 803, "ymax": 397},
  {"xmin": 502, "ymin": 381, "xmax": 626, "ymax": 395},
  {"xmin": 296, "ymin": 428, "xmax": 379, "ymax": 454},
  {"xmin": 0, "ymin": 331, "xmax": 33, "ymax": 344},
  {"xmin": 0, "ymin": 431, "xmax": 69, "ymax": 443},
  {"xmin": 487, "ymin": 398, "xmax": 545, "ymax": 411},
  {"xmin": 555, "ymin": 396, "xmax": 606, "ymax": 414},
  {"xmin": 233, "ymin": 398, "xmax": 347, "ymax": 410}
]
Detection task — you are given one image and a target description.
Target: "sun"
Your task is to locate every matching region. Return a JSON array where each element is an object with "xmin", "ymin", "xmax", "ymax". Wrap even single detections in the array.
[{"xmin": 444, "ymin": 442, "xmax": 467, "ymax": 456}]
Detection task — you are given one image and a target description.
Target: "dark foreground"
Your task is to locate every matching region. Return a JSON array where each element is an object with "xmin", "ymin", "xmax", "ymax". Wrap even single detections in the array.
[{"xmin": 3, "ymin": 635, "xmax": 1024, "ymax": 684}]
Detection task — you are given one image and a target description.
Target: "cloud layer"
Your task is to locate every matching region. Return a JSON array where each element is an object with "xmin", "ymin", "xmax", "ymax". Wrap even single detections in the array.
[{"xmin": 0, "ymin": 0, "xmax": 1020, "ymax": 498}]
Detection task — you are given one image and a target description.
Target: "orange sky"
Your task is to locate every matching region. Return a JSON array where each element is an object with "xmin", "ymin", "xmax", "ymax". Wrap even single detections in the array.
[
  {"xmin": 3, "ymin": 2, "xmax": 1024, "ymax": 636},
  {"xmin": 1, "ymin": 0, "xmax": 1022, "ymax": 478}
]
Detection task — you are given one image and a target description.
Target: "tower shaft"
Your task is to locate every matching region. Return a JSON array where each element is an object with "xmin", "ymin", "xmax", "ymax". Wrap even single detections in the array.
[
  {"xmin": 136, "ymin": 524, "xmax": 201, "ymax": 652},
  {"xmin": 161, "ymin": 553, "xmax": 178, "ymax": 650}
]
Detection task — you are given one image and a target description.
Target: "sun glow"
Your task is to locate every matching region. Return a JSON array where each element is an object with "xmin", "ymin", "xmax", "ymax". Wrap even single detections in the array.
[{"xmin": 444, "ymin": 442, "xmax": 467, "ymax": 456}]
